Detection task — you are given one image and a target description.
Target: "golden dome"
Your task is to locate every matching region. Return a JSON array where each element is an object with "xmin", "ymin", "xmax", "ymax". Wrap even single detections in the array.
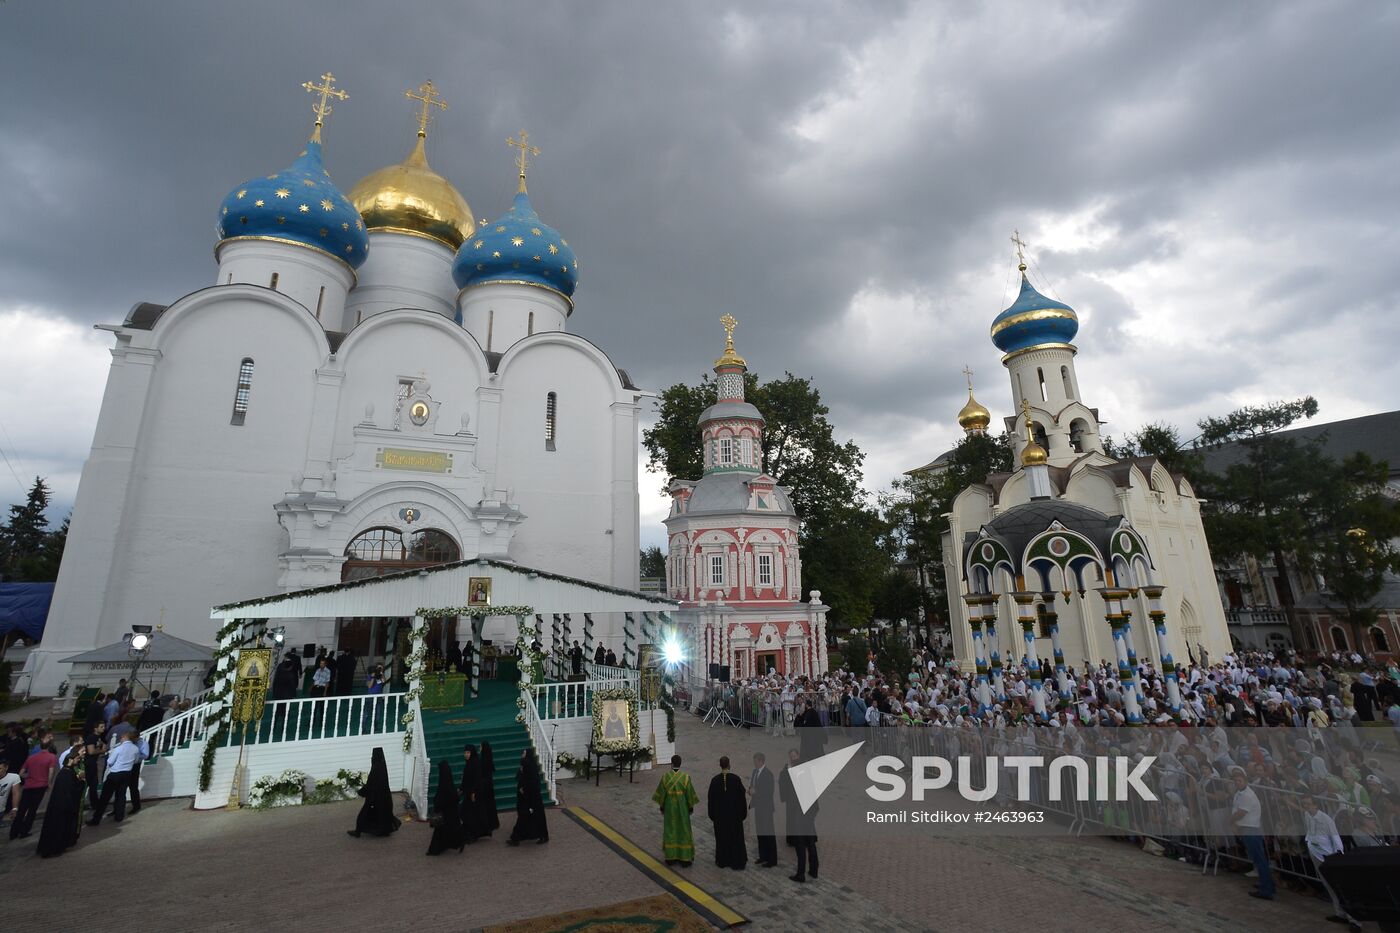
[
  {"xmin": 1021, "ymin": 438, "xmax": 1049, "ymax": 467},
  {"xmin": 957, "ymin": 391, "xmax": 991, "ymax": 432},
  {"xmin": 349, "ymin": 135, "xmax": 474, "ymax": 250}
]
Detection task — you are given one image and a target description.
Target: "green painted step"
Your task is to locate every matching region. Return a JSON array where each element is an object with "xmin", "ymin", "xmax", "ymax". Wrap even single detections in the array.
[{"xmin": 421, "ymin": 680, "xmax": 550, "ymax": 814}]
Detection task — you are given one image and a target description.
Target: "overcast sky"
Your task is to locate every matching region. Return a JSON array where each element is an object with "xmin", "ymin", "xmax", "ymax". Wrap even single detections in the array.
[{"xmin": 3, "ymin": 1, "xmax": 1398, "ymax": 550}]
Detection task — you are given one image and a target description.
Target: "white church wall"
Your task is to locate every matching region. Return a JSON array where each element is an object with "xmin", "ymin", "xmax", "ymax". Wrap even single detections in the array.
[
  {"xmin": 458, "ymin": 282, "xmax": 569, "ymax": 353},
  {"xmin": 494, "ymin": 335, "xmax": 634, "ymax": 588},
  {"xmin": 215, "ymin": 240, "xmax": 353, "ymax": 326},
  {"xmin": 343, "ymin": 232, "xmax": 457, "ymax": 325}
]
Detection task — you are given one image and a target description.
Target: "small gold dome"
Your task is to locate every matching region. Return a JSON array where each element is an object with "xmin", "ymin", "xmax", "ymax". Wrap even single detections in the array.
[
  {"xmin": 349, "ymin": 135, "xmax": 474, "ymax": 250},
  {"xmin": 1021, "ymin": 438, "xmax": 1049, "ymax": 466},
  {"xmin": 957, "ymin": 391, "xmax": 991, "ymax": 432}
]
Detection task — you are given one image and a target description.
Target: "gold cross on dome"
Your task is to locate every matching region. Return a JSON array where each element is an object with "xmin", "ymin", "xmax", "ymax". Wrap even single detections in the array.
[
  {"xmin": 1010, "ymin": 229, "xmax": 1028, "ymax": 270},
  {"xmin": 720, "ymin": 313, "xmax": 738, "ymax": 347},
  {"xmin": 507, "ymin": 129, "xmax": 540, "ymax": 193},
  {"xmin": 406, "ymin": 80, "xmax": 447, "ymax": 137},
  {"xmin": 302, "ymin": 72, "xmax": 348, "ymax": 142},
  {"xmin": 962, "ymin": 364, "xmax": 975, "ymax": 392}
]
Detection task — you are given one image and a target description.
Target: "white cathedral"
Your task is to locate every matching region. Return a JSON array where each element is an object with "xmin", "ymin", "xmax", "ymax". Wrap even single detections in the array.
[
  {"xmin": 927, "ymin": 248, "xmax": 1232, "ymax": 721},
  {"xmin": 31, "ymin": 78, "xmax": 647, "ymax": 694}
]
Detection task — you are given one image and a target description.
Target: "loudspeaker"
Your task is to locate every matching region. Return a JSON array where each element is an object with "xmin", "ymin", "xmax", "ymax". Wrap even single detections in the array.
[
  {"xmin": 303, "ymin": 643, "xmax": 316, "ymax": 658},
  {"xmin": 709, "ymin": 663, "xmax": 721, "ymax": 680},
  {"xmin": 719, "ymin": 665, "xmax": 731, "ymax": 684}
]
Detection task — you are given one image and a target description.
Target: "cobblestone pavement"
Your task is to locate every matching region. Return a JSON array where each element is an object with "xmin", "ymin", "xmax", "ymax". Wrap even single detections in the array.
[
  {"xmin": 0, "ymin": 794, "xmax": 661, "ymax": 932},
  {"xmin": 558, "ymin": 715, "xmax": 1338, "ymax": 933},
  {"xmin": 0, "ymin": 713, "xmax": 1343, "ymax": 932}
]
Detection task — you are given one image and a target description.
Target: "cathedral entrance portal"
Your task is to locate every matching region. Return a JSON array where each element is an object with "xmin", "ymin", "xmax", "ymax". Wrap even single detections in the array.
[
  {"xmin": 338, "ymin": 526, "xmax": 461, "ymax": 685},
  {"xmin": 756, "ymin": 651, "xmax": 779, "ymax": 676}
]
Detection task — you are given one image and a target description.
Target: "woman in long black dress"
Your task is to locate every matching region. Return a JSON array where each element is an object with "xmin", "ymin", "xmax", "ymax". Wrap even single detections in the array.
[
  {"xmin": 459, "ymin": 744, "xmax": 485, "ymax": 843},
  {"xmin": 426, "ymin": 760, "xmax": 464, "ymax": 855},
  {"xmin": 36, "ymin": 755, "xmax": 84, "ymax": 858},
  {"xmin": 348, "ymin": 747, "xmax": 399, "ymax": 838},
  {"xmin": 479, "ymin": 741, "xmax": 501, "ymax": 836},
  {"xmin": 507, "ymin": 748, "xmax": 548, "ymax": 845}
]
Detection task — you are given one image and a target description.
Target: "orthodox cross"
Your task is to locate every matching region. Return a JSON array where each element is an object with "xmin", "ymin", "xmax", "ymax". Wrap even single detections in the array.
[
  {"xmin": 1010, "ymin": 229, "xmax": 1028, "ymax": 270},
  {"xmin": 720, "ymin": 313, "xmax": 738, "ymax": 351},
  {"xmin": 507, "ymin": 129, "xmax": 540, "ymax": 193},
  {"xmin": 1021, "ymin": 397, "xmax": 1036, "ymax": 432},
  {"xmin": 302, "ymin": 72, "xmax": 348, "ymax": 142},
  {"xmin": 962, "ymin": 364, "xmax": 975, "ymax": 392},
  {"xmin": 406, "ymin": 80, "xmax": 447, "ymax": 137}
]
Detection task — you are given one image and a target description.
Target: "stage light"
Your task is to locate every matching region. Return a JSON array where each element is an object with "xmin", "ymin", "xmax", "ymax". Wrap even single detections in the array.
[
  {"xmin": 272, "ymin": 629, "xmax": 285, "ymax": 646},
  {"xmin": 661, "ymin": 633, "xmax": 685, "ymax": 667},
  {"xmin": 130, "ymin": 632, "xmax": 151, "ymax": 651}
]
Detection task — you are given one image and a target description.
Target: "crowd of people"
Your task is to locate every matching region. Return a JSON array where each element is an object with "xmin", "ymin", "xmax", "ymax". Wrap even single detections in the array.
[{"xmin": 692, "ymin": 645, "xmax": 1397, "ymax": 925}]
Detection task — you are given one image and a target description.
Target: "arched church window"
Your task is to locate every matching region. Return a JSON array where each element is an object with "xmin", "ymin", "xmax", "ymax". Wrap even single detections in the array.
[
  {"xmin": 342, "ymin": 527, "xmax": 460, "ymax": 580},
  {"xmin": 545, "ymin": 392, "xmax": 557, "ymax": 451},
  {"xmin": 1031, "ymin": 421, "xmax": 1048, "ymax": 451},
  {"xmin": 229, "ymin": 358, "xmax": 255, "ymax": 426},
  {"xmin": 1331, "ymin": 626, "xmax": 1349, "ymax": 652},
  {"xmin": 1069, "ymin": 418, "xmax": 1089, "ymax": 453},
  {"xmin": 405, "ymin": 529, "xmax": 460, "ymax": 563},
  {"xmin": 1371, "ymin": 626, "xmax": 1390, "ymax": 653},
  {"xmin": 1061, "ymin": 365, "xmax": 1073, "ymax": 398}
]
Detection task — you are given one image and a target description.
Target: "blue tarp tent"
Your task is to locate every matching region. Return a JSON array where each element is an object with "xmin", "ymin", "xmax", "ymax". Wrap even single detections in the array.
[{"xmin": 0, "ymin": 582, "xmax": 55, "ymax": 640}]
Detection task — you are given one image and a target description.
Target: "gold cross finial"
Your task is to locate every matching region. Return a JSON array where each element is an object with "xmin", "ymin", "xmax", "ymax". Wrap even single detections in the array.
[
  {"xmin": 507, "ymin": 129, "xmax": 541, "ymax": 194},
  {"xmin": 715, "ymin": 314, "xmax": 746, "ymax": 368},
  {"xmin": 1021, "ymin": 397, "xmax": 1035, "ymax": 429},
  {"xmin": 302, "ymin": 72, "xmax": 348, "ymax": 143},
  {"xmin": 1011, "ymin": 229, "xmax": 1028, "ymax": 272},
  {"xmin": 962, "ymin": 365, "xmax": 975, "ymax": 393},
  {"xmin": 406, "ymin": 80, "xmax": 447, "ymax": 138}
]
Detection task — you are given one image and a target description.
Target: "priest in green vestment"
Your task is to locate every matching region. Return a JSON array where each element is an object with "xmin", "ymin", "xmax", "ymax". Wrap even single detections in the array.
[{"xmin": 652, "ymin": 754, "xmax": 699, "ymax": 866}]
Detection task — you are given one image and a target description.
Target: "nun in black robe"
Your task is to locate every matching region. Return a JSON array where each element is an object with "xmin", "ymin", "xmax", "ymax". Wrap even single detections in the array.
[
  {"xmin": 36, "ymin": 760, "xmax": 83, "ymax": 858},
  {"xmin": 459, "ymin": 744, "xmax": 487, "ymax": 842},
  {"xmin": 479, "ymin": 741, "xmax": 501, "ymax": 835},
  {"xmin": 271, "ymin": 656, "xmax": 300, "ymax": 701},
  {"xmin": 425, "ymin": 760, "xmax": 464, "ymax": 855},
  {"xmin": 348, "ymin": 747, "xmax": 399, "ymax": 838},
  {"xmin": 508, "ymin": 749, "xmax": 549, "ymax": 844}
]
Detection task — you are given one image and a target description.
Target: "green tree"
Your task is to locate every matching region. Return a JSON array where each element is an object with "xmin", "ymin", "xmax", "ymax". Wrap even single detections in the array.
[
  {"xmin": 1305, "ymin": 453, "xmax": 1400, "ymax": 650},
  {"xmin": 642, "ymin": 370, "xmax": 884, "ymax": 635},
  {"xmin": 1103, "ymin": 422, "xmax": 1204, "ymax": 478},
  {"xmin": 639, "ymin": 545, "xmax": 666, "ymax": 585},
  {"xmin": 1194, "ymin": 397, "xmax": 1323, "ymax": 604},
  {"xmin": 881, "ymin": 431, "xmax": 1014, "ymax": 640},
  {"xmin": 1, "ymin": 477, "xmax": 64, "ymax": 582}
]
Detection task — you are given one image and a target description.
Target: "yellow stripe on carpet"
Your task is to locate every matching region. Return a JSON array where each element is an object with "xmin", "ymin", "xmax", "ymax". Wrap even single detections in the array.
[{"xmin": 565, "ymin": 807, "xmax": 747, "ymax": 928}]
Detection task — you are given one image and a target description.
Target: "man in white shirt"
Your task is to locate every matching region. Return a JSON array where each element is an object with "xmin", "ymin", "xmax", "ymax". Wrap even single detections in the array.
[
  {"xmin": 1229, "ymin": 767, "xmax": 1274, "ymax": 900},
  {"xmin": 0, "ymin": 761, "xmax": 20, "ymax": 832},
  {"xmin": 1302, "ymin": 796, "xmax": 1356, "ymax": 928}
]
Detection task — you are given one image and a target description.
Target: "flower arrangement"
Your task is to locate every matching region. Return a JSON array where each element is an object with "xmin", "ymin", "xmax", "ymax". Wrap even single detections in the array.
[
  {"xmin": 417, "ymin": 605, "xmax": 536, "ymax": 619},
  {"xmin": 248, "ymin": 769, "xmax": 309, "ymax": 808},
  {"xmin": 555, "ymin": 750, "xmax": 591, "ymax": 778},
  {"xmin": 308, "ymin": 768, "xmax": 367, "ymax": 804}
]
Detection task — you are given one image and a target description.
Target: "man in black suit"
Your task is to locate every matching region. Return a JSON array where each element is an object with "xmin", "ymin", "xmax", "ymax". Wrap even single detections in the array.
[
  {"xmin": 749, "ymin": 752, "xmax": 777, "ymax": 867},
  {"xmin": 779, "ymin": 748, "xmax": 819, "ymax": 883},
  {"xmin": 569, "ymin": 641, "xmax": 585, "ymax": 677}
]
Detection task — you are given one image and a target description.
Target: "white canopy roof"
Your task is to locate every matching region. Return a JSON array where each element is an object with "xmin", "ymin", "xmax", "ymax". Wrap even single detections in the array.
[
  {"xmin": 210, "ymin": 558, "xmax": 678, "ymax": 621},
  {"xmin": 62, "ymin": 631, "xmax": 214, "ymax": 664}
]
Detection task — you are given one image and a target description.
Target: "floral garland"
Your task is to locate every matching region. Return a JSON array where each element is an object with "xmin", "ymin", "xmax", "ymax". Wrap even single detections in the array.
[
  {"xmin": 248, "ymin": 769, "xmax": 309, "ymax": 808},
  {"xmin": 590, "ymin": 685, "xmax": 641, "ymax": 754},
  {"xmin": 515, "ymin": 621, "xmax": 537, "ymax": 724},
  {"xmin": 416, "ymin": 605, "xmax": 535, "ymax": 619},
  {"xmin": 402, "ymin": 618, "xmax": 430, "ymax": 753}
]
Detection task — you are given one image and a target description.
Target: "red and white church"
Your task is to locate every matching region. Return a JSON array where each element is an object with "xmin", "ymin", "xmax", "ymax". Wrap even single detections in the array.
[{"xmin": 664, "ymin": 316, "xmax": 829, "ymax": 687}]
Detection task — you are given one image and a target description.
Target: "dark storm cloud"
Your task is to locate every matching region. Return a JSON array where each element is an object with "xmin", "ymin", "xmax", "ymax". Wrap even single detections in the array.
[{"xmin": 2, "ymin": 0, "xmax": 1398, "ymax": 522}]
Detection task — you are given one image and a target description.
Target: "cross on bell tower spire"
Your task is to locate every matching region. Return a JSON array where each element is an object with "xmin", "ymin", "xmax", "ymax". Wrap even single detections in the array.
[
  {"xmin": 406, "ymin": 80, "xmax": 447, "ymax": 139},
  {"xmin": 1010, "ymin": 229, "xmax": 1028, "ymax": 272},
  {"xmin": 507, "ymin": 129, "xmax": 540, "ymax": 194}
]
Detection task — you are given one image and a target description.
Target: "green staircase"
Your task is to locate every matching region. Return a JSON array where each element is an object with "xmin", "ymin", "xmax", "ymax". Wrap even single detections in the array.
[{"xmin": 422, "ymin": 679, "xmax": 551, "ymax": 816}]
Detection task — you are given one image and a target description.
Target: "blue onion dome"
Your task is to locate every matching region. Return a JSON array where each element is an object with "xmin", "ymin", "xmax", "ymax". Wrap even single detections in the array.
[
  {"xmin": 990, "ymin": 270, "xmax": 1078, "ymax": 354},
  {"xmin": 452, "ymin": 191, "xmax": 578, "ymax": 299},
  {"xmin": 217, "ymin": 140, "xmax": 369, "ymax": 270}
]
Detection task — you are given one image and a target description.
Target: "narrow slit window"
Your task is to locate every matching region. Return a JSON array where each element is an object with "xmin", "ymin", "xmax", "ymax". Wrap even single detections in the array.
[
  {"xmin": 709, "ymin": 554, "xmax": 724, "ymax": 587},
  {"xmin": 269, "ymin": 272, "xmax": 279, "ymax": 290},
  {"xmin": 528, "ymin": 310, "xmax": 535, "ymax": 335},
  {"xmin": 545, "ymin": 391, "xmax": 557, "ymax": 451},
  {"xmin": 1061, "ymin": 365, "xmax": 1072, "ymax": 398},
  {"xmin": 230, "ymin": 358, "xmax": 255, "ymax": 426},
  {"xmin": 487, "ymin": 309, "xmax": 495, "ymax": 352},
  {"xmin": 315, "ymin": 286, "xmax": 325, "ymax": 320},
  {"xmin": 1037, "ymin": 367, "xmax": 1047, "ymax": 400}
]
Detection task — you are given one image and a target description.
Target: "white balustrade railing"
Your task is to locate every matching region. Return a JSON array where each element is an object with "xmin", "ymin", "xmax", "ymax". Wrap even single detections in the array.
[
  {"xmin": 221, "ymin": 692, "xmax": 407, "ymax": 748},
  {"xmin": 521, "ymin": 688, "xmax": 557, "ymax": 801},
  {"xmin": 584, "ymin": 661, "xmax": 637, "ymax": 685},
  {"xmin": 531, "ymin": 676, "xmax": 634, "ymax": 721},
  {"xmin": 140, "ymin": 698, "xmax": 217, "ymax": 759}
]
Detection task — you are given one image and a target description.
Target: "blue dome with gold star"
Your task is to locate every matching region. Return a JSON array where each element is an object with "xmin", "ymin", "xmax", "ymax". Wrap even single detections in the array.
[
  {"xmin": 217, "ymin": 140, "xmax": 369, "ymax": 269},
  {"xmin": 990, "ymin": 272, "xmax": 1079, "ymax": 354},
  {"xmin": 452, "ymin": 191, "xmax": 578, "ymax": 299}
]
